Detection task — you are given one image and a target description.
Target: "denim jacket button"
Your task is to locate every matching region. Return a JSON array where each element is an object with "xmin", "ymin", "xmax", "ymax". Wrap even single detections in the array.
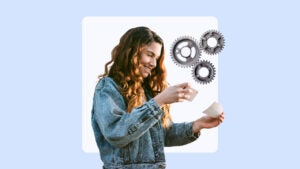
[
  {"xmin": 132, "ymin": 126, "xmax": 137, "ymax": 131},
  {"xmin": 128, "ymin": 129, "xmax": 132, "ymax": 134}
]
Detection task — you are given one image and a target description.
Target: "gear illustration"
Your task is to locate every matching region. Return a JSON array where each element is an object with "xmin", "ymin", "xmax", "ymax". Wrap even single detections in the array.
[
  {"xmin": 170, "ymin": 36, "xmax": 201, "ymax": 68},
  {"xmin": 192, "ymin": 60, "xmax": 216, "ymax": 84},
  {"xmin": 200, "ymin": 30, "xmax": 225, "ymax": 55}
]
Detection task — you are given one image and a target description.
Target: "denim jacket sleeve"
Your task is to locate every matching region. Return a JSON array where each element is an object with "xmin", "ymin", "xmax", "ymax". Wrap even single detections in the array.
[
  {"xmin": 164, "ymin": 122, "xmax": 200, "ymax": 147},
  {"xmin": 92, "ymin": 77, "xmax": 163, "ymax": 148}
]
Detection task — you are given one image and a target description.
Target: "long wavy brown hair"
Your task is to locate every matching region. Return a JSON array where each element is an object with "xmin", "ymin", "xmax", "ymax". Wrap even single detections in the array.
[{"xmin": 98, "ymin": 26, "xmax": 171, "ymax": 128}]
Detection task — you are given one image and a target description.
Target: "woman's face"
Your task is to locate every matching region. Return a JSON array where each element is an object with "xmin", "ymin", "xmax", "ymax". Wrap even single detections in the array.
[{"xmin": 138, "ymin": 42, "xmax": 162, "ymax": 78}]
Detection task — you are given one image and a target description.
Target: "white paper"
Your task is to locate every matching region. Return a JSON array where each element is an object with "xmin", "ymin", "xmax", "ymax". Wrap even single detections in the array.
[{"xmin": 203, "ymin": 101, "xmax": 223, "ymax": 118}]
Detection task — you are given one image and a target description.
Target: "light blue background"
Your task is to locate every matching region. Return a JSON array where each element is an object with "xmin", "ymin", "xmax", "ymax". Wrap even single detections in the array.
[{"xmin": 0, "ymin": 0, "xmax": 299, "ymax": 168}]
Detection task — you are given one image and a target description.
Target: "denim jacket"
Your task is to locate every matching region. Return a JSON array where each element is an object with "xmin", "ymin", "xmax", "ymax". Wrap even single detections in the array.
[{"xmin": 91, "ymin": 77, "xmax": 199, "ymax": 169}]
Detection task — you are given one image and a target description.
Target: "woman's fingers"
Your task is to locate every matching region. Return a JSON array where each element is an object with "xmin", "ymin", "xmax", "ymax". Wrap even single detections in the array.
[
  {"xmin": 167, "ymin": 82, "xmax": 199, "ymax": 103},
  {"xmin": 176, "ymin": 82, "xmax": 190, "ymax": 89},
  {"xmin": 219, "ymin": 112, "xmax": 225, "ymax": 123},
  {"xmin": 181, "ymin": 89, "xmax": 193, "ymax": 100}
]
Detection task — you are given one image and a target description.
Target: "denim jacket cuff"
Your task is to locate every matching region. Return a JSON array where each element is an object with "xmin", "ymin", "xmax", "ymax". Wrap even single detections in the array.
[
  {"xmin": 186, "ymin": 122, "xmax": 201, "ymax": 139},
  {"xmin": 146, "ymin": 99, "xmax": 163, "ymax": 117}
]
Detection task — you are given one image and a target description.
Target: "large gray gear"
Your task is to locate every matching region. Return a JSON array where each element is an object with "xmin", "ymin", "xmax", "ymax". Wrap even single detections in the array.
[
  {"xmin": 200, "ymin": 30, "xmax": 225, "ymax": 55},
  {"xmin": 170, "ymin": 36, "xmax": 201, "ymax": 68},
  {"xmin": 192, "ymin": 60, "xmax": 216, "ymax": 84}
]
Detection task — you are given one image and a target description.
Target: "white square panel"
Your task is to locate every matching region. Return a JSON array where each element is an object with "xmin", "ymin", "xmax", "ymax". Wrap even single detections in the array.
[{"xmin": 82, "ymin": 16, "xmax": 219, "ymax": 153}]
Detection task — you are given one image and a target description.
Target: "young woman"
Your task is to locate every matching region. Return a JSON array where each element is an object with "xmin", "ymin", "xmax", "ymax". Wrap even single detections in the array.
[{"xmin": 91, "ymin": 26, "xmax": 224, "ymax": 169}]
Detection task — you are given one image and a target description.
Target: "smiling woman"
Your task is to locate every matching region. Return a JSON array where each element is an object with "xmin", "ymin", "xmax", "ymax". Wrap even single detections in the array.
[
  {"xmin": 97, "ymin": 27, "xmax": 170, "ymax": 126},
  {"xmin": 91, "ymin": 26, "xmax": 224, "ymax": 169},
  {"xmin": 138, "ymin": 42, "xmax": 161, "ymax": 78}
]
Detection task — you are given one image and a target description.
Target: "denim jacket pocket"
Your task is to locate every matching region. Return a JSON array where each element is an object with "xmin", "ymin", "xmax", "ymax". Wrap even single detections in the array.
[
  {"xmin": 137, "ymin": 133, "xmax": 156, "ymax": 163},
  {"xmin": 121, "ymin": 144, "xmax": 131, "ymax": 164}
]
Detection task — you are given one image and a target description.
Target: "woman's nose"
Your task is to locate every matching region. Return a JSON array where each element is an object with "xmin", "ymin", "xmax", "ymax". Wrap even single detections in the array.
[{"xmin": 150, "ymin": 58, "xmax": 156, "ymax": 68}]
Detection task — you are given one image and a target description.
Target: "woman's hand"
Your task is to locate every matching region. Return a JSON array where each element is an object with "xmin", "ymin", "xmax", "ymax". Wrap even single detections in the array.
[
  {"xmin": 192, "ymin": 112, "xmax": 225, "ymax": 133},
  {"xmin": 153, "ymin": 82, "xmax": 193, "ymax": 106}
]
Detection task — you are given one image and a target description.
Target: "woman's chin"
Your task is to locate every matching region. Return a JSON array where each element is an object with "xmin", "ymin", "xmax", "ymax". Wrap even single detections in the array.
[{"xmin": 142, "ymin": 72, "xmax": 150, "ymax": 78}]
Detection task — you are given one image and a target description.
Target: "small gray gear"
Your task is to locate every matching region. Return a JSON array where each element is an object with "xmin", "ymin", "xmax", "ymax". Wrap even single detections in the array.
[
  {"xmin": 200, "ymin": 30, "xmax": 225, "ymax": 55},
  {"xmin": 192, "ymin": 60, "xmax": 216, "ymax": 84},
  {"xmin": 170, "ymin": 36, "xmax": 201, "ymax": 68}
]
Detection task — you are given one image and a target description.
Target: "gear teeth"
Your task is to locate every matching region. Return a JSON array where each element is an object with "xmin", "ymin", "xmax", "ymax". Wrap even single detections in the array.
[
  {"xmin": 200, "ymin": 30, "xmax": 225, "ymax": 55},
  {"xmin": 192, "ymin": 60, "xmax": 216, "ymax": 84},
  {"xmin": 170, "ymin": 36, "xmax": 201, "ymax": 68}
]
